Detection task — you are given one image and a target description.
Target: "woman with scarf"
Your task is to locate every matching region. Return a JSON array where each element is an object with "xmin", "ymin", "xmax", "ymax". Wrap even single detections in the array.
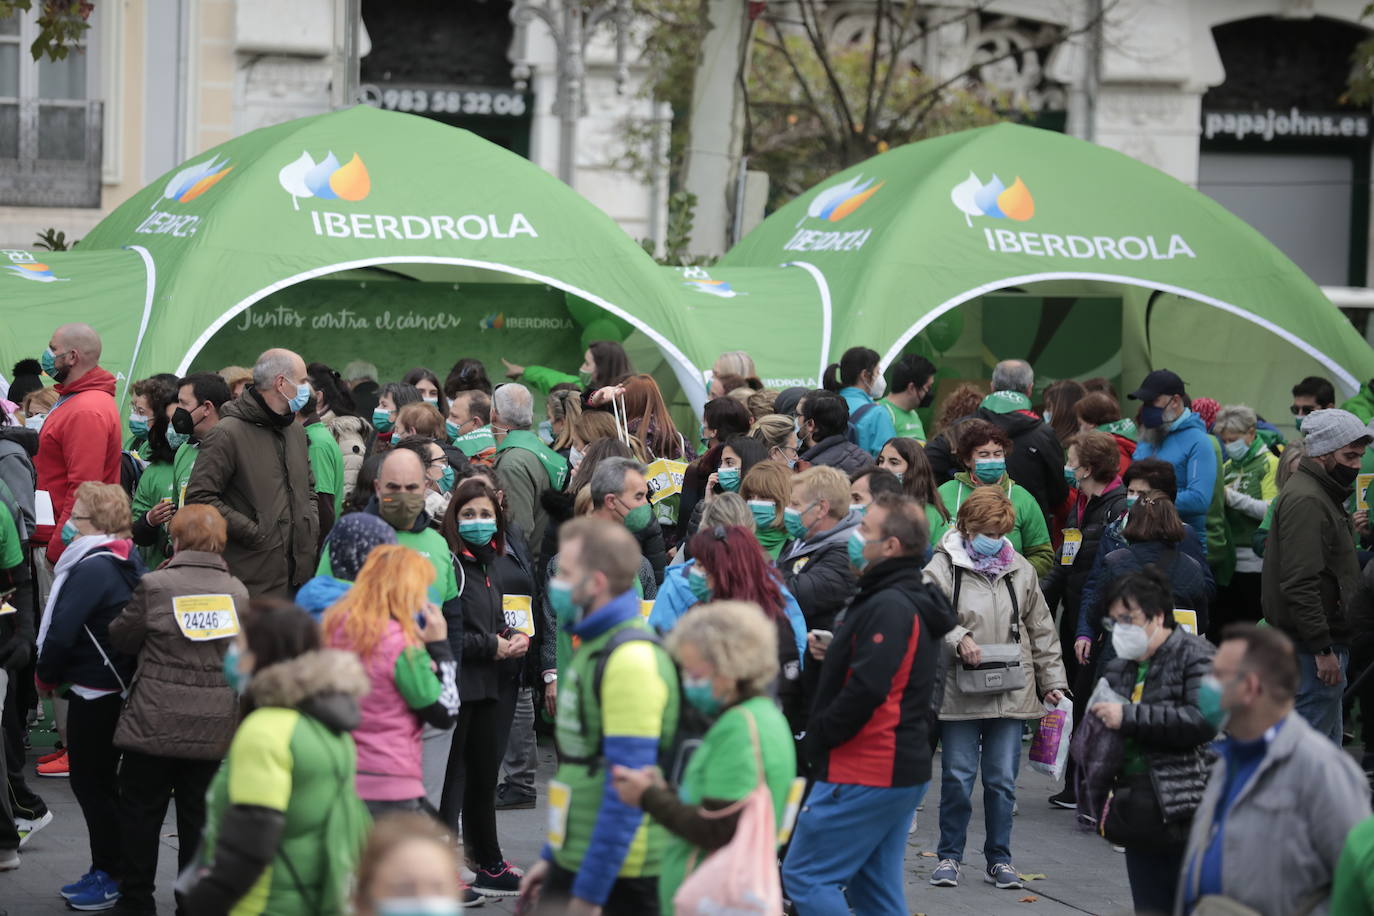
[
  {"xmin": 740, "ymin": 461, "xmax": 794, "ymax": 560},
  {"xmin": 34, "ymin": 482, "xmax": 146, "ymax": 909},
  {"xmin": 924, "ymin": 486, "xmax": 1067, "ymax": 892}
]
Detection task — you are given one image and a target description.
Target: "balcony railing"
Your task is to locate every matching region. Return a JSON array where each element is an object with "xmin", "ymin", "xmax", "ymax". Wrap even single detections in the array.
[{"xmin": 0, "ymin": 98, "xmax": 104, "ymax": 208}]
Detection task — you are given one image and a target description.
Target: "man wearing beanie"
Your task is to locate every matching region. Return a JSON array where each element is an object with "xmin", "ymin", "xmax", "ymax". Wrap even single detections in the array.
[{"xmin": 1262, "ymin": 408, "xmax": 1371, "ymax": 741}]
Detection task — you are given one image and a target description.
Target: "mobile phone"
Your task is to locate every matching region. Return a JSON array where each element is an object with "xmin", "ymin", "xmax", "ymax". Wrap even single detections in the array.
[
  {"xmin": 808, "ymin": 629, "xmax": 833, "ymax": 648},
  {"xmin": 415, "ymin": 612, "xmax": 427, "ymax": 631}
]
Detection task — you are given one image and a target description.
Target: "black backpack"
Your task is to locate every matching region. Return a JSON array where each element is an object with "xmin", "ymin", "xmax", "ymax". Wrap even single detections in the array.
[
  {"xmin": 561, "ymin": 626, "xmax": 709, "ymax": 782},
  {"xmin": 846, "ymin": 402, "xmax": 877, "ymax": 447}
]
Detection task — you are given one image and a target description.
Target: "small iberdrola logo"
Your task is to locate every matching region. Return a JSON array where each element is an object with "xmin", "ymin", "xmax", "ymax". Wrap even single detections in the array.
[
  {"xmin": 158, "ymin": 155, "xmax": 233, "ymax": 208},
  {"xmin": 683, "ymin": 278, "xmax": 745, "ymax": 299},
  {"xmin": 950, "ymin": 171, "xmax": 1034, "ymax": 226},
  {"xmin": 801, "ymin": 175, "xmax": 883, "ymax": 226},
  {"xmin": 278, "ymin": 151, "xmax": 372, "ymax": 210},
  {"xmin": 479, "ymin": 313, "xmax": 505, "ymax": 331},
  {"xmin": 3, "ymin": 261, "xmax": 67, "ymax": 283}
]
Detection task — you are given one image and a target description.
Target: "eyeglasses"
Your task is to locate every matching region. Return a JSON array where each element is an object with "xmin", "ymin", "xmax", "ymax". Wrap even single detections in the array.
[
  {"xmin": 1101, "ymin": 614, "xmax": 1145, "ymax": 631},
  {"xmin": 1291, "ymin": 404, "xmax": 1317, "ymax": 416}
]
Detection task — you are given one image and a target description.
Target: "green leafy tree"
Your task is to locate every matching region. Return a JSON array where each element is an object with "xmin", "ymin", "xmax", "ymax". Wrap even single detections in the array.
[
  {"xmin": 1346, "ymin": 4, "xmax": 1374, "ymax": 105},
  {"xmin": 0, "ymin": 0, "xmax": 94, "ymax": 61}
]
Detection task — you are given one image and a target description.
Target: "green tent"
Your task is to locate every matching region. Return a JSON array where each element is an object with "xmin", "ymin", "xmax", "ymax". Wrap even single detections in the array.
[
  {"xmin": 0, "ymin": 247, "xmax": 153, "ymax": 401},
  {"xmin": 19, "ymin": 105, "xmax": 709, "ymax": 405},
  {"xmin": 722, "ymin": 122, "xmax": 1374, "ymax": 429}
]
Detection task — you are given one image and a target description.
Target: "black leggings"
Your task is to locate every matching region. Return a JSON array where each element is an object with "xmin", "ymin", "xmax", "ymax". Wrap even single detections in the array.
[
  {"xmin": 440, "ymin": 692, "xmax": 516, "ymax": 868},
  {"xmin": 67, "ymin": 693, "xmax": 123, "ymax": 876},
  {"xmin": 118, "ymin": 750, "xmax": 220, "ymax": 910}
]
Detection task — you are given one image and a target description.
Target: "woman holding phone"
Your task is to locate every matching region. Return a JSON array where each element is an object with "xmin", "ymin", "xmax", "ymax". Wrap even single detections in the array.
[{"xmin": 440, "ymin": 478, "xmax": 530, "ymax": 903}]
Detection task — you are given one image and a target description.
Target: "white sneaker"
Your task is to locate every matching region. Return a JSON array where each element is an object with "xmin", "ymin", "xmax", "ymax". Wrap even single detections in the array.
[{"xmin": 17, "ymin": 810, "xmax": 54, "ymax": 848}]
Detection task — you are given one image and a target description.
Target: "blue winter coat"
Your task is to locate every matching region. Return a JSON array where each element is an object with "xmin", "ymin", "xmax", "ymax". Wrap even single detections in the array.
[
  {"xmin": 649, "ymin": 560, "xmax": 808, "ymax": 662},
  {"xmin": 1132, "ymin": 410, "xmax": 1217, "ymax": 547},
  {"xmin": 840, "ymin": 387, "xmax": 898, "ymax": 459},
  {"xmin": 1076, "ymin": 528, "xmax": 1214, "ymax": 641}
]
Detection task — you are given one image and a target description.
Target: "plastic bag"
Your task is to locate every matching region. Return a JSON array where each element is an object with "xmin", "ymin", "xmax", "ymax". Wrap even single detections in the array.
[
  {"xmin": 1072, "ymin": 677, "xmax": 1129, "ymax": 831},
  {"xmin": 1028, "ymin": 694, "xmax": 1074, "ymax": 782}
]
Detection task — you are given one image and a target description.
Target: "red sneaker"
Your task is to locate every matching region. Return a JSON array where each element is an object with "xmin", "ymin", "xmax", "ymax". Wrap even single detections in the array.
[
  {"xmin": 36, "ymin": 749, "xmax": 69, "ymax": 778},
  {"xmin": 36, "ymin": 748, "xmax": 65, "ymax": 766}
]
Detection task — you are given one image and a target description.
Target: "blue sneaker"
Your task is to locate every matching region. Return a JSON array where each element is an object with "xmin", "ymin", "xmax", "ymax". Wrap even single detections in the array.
[
  {"xmin": 59, "ymin": 869, "xmax": 98, "ymax": 900},
  {"xmin": 929, "ymin": 858, "xmax": 960, "ymax": 887},
  {"xmin": 66, "ymin": 870, "xmax": 120, "ymax": 910},
  {"xmin": 985, "ymin": 862, "xmax": 1024, "ymax": 890}
]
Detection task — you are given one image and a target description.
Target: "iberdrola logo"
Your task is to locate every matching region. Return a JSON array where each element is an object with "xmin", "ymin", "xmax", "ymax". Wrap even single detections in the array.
[
  {"xmin": 801, "ymin": 175, "xmax": 883, "ymax": 226},
  {"xmin": 950, "ymin": 171, "xmax": 1034, "ymax": 226},
  {"xmin": 278, "ymin": 151, "xmax": 372, "ymax": 210},
  {"xmin": 479, "ymin": 313, "xmax": 505, "ymax": 330},
  {"xmin": 683, "ymin": 278, "xmax": 745, "ymax": 299},
  {"xmin": 157, "ymin": 155, "xmax": 233, "ymax": 207},
  {"xmin": 3, "ymin": 261, "xmax": 67, "ymax": 283}
]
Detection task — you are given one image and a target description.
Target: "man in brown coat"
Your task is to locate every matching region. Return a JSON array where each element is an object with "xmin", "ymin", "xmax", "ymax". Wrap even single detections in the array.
[{"xmin": 185, "ymin": 348, "xmax": 318, "ymax": 598}]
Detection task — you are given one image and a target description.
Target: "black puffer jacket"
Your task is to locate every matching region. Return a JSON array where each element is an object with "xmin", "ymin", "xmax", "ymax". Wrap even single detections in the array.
[
  {"xmin": 799, "ymin": 435, "xmax": 872, "ymax": 476},
  {"xmin": 1102, "ymin": 627, "xmax": 1217, "ymax": 824}
]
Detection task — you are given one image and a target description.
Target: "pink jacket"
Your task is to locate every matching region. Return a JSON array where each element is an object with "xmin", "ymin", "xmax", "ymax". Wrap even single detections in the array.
[{"xmin": 332, "ymin": 620, "xmax": 425, "ymax": 801}]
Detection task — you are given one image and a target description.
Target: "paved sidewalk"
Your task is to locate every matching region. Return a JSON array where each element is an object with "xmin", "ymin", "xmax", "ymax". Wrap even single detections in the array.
[{"xmin": 3, "ymin": 740, "xmax": 1135, "ymax": 914}]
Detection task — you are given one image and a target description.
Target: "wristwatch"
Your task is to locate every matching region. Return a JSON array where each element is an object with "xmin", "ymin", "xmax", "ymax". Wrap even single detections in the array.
[{"xmin": 543, "ymin": 671, "xmax": 558, "ymax": 684}]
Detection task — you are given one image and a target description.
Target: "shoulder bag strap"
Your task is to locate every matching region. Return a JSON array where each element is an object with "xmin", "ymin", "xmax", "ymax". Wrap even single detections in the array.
[
  {"xmin": 1005, "ymin": 576, "xmax": 1021, "ymax": 643},
  {"xmin": 952, "ymin": 566, "xmax": 962, "ymax": 613}
]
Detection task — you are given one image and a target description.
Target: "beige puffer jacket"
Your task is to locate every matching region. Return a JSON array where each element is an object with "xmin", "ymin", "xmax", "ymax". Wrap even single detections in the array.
[
  {"xmin": 924, "ymin": 529, "xmax": 1067, "ymax": 721},
  {"xmin": 327, "ymin": 414, "xmax": 371, "ymax": 498}
]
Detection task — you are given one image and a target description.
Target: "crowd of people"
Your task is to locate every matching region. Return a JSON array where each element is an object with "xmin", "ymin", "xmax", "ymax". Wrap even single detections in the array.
[{"xmin": 2, "ymin": 324, "xmax": 1374, "ymax": 915}]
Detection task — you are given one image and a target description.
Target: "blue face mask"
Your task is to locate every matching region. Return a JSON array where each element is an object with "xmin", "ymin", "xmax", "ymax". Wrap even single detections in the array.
[
  {"xmin": 682, "ymin": 674, "xmax": 722, "ymax": 717},
  {"xmin": 166, "ymin": 426, "xmax": 190, "ymax": 450},
  {"xmin": 538, "ymin": 419, "xmax": 555, "ymax": 445},
  {"xmin": 373, "ymin": 407, "xmax": 394, "ymax": 432},
  {"xmin": 847, "ymin": 529, "xmax": 873, "ymax": 571},
  {"xmin": 548, "ymin": 579, "xmax": 584, "ymax": 627},
  {"xmin": 40, "ymin": 347, "xmax": 57, "ymax": 377},
  {"xmin": 459, "ymin": 518, "xmax": 496, "ymax": 546},
  {"xmin": 438, "ymin": 464, "xmax": 455, "ymax": 494},
  {"xmin": 717, "ymin": 466, "xmax": 741, "ymax": 492},
  {"xmin": 1223, "ymin": 438, "xmax": 1250, "ymax": 461},
  {"xmin": 128, "ymin": 411, "xmax": 149, "ymax": 438},
  {"xmin": 445, "ymin": 419, "xmax": 462, "ymax": 440},
  {"xmin": 971, "ymin": 533, "xmax": 1004, "ymax": 557},
  {"xmin": 223, "ymin": 641, "xmax": 249, "ymax": 695},
  {"xmin": 286, "ymin": 381, "xmax": 312, "ymax": 413},
  {"xmin": 60, "ymin": 519, "xmax": 78, "ymax": 546},
  {"xmin": 784, "ymin": 503, "xmax": 814, "ymax": 540},
  {"xmin": 747, "ymin": 499, "xmax": 777, "ymax": 529},
  {"xmin": 974, "ymin": 459, "xmax": 1005, "ymax": 483},
  {"xmin": 1140, "ymin": 404, "xmax": 1167, "ymax": 429},
  {"xmin": 687, "ymin": 566, "xmax": 712, "ymax": 603}
]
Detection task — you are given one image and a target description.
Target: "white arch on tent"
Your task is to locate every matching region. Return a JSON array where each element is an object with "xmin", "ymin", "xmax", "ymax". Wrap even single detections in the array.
[
  {"xmin": 170, "ymin": 255, "xmax": 710, "ymax": 411},
  {"xmin": 123, "ymin": 245, "xmax": 158, "ymax": 404},
  {"xmin": 782, "ymin": 260, "xmax": 833, "ymax": 384},
  {"xmin": 876, "ymin": 270, "xmax": 1362, "ymax": 396}
]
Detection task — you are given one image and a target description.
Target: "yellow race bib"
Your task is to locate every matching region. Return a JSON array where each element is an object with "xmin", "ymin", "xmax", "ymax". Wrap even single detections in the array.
[
  {"xmin": 171, "ymin": 594, "xmax": 240, "ymax": 641},
  {"xmin": 1060, "ymin": 528, "xmax": 1083, "ymax": 566},
  {"xmin": 502, "ymin": 595, "xmax": 535, "ymax": 637}
]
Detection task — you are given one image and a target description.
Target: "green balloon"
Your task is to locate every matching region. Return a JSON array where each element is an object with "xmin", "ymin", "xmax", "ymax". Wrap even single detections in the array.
[
  {"xmin": 925, "ymin": 309, "xmax": 965, "ymax": 352},
  {"xmin": 581, "ymin": 317, "xmax": 626, "ymax": 351}
]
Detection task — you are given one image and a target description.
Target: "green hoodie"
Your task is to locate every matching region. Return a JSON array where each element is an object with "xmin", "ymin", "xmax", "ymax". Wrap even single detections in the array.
[
  {"xmin": 1342, "ymin": 383, "xmax": 1374, "ymax": 424},
  {"xmin": 936, "ymin": 473, "xmax": 1054, "ymax": 576}
]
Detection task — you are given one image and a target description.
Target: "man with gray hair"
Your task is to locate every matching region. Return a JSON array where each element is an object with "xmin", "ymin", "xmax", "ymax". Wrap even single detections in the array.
[
  {"xmin": 186, "ymin": 348, "xmax": 318, "ymax": 598},
  {"xmin": 1262, "ymin": 407, "xmax": 1370, "ymax": 741},
  {"xmin": 589, "ymin": 457, "xmax": 652, "ymax": 530},
  {"xmin": 925, "ymin": 358, "xmax": 1065, "ymax": 521},
  {"xmin": 492, "ymin": 383, "xmax": 568, "ymax": 565}
]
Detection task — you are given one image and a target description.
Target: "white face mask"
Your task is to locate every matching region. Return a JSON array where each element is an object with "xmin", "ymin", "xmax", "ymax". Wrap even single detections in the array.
[
  {"xmin": 869, "ymin": 372, "xmax": 887, "ymax": 399},
  {"xmin": 24, "ymin": 413, "xmax": 44, "ymax": 431},
  {"xmin": 1111, "ymin": 622, "xmax": 1151, "ymax": 661}
]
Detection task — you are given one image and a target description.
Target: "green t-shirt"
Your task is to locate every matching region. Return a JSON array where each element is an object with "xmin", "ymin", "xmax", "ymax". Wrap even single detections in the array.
[
  {"xmin": 879, "ymin": 398, "xmax": 926, "ymax": 443},
  {"xmin": 304, "ymin": 422, "xmax": 345, "ymax": 517},
  {"xmin": 317, "ymin": 526, "xmax": 459, "ymax": 603},
  {"xmin": 0, "ymin": 501, "xmax": 23, "ymax": 570},
  {"xmin": 131, "ymin": 460, "xmax": 176, "ymax": 570},
  {"xmin": 1332, "ymin": 814, "xmax": 1374, "ymax": 916},
  {"xmin": 172, "ymin": 441, "xmax": 200, "ymax": 508},
  {"xmin": 657, "ymin": 697, "xmax": 797, "ymax": 913}
]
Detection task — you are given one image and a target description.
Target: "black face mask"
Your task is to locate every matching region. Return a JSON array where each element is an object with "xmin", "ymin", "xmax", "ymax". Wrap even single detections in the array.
[
  {"xmin": 919, "ymin": 385, "xmax": 935, "ymax": 409},
  {"xmin": 170, "ymin": 407, "xmax": 197, "ymax": 436},
  {"xmin": 1330, "ymin": 462, "xmax": 1360, "ymax": 488}
]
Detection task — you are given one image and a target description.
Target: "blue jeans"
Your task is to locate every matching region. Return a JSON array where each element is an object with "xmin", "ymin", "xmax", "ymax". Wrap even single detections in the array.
[
  {"xmin": 937, "ymin": 718, "xmax": 1023, "ymax": 865},
  {"xmin": 1295, "ymin": 647, "xmax": 1348, "ymax": 743},
  {"xmin": 783, "ymin": 781, "xmax": 927, "ymax": 915}
]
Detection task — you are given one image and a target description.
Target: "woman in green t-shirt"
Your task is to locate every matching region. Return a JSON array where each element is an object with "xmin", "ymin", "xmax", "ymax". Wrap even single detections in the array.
[{"xmin": 610, "ymin": 600, "xmax": 798, "ymax": 914}]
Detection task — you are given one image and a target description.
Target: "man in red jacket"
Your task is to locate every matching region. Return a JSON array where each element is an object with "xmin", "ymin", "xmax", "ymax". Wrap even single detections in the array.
[{"xmin": 35, "ymin": 324, "xmax": 121, "ymax": 565}]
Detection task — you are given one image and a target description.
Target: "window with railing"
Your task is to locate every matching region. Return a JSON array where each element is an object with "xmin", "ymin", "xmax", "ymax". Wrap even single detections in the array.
[{"xmin": 0, "ymin": 12, "xmax": 103, "ymax": 207}]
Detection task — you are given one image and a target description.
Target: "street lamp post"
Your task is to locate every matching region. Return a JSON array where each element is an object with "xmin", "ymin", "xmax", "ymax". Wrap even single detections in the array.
[{"xmin": 509, "ymin": 0, "xmax": 634, "ymax": 186}]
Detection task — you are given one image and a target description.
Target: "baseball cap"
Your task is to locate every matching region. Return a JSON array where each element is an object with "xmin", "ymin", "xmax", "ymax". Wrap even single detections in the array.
[{"xmin": 1128, "ymin": 369, "xmax": 1186, "ymax": 402}]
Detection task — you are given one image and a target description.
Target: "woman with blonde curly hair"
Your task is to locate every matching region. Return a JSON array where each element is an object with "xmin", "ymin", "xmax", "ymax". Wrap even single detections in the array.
[{"xmin": 323, "ymin": 544, "xmax": 457, "ymax": 814}]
